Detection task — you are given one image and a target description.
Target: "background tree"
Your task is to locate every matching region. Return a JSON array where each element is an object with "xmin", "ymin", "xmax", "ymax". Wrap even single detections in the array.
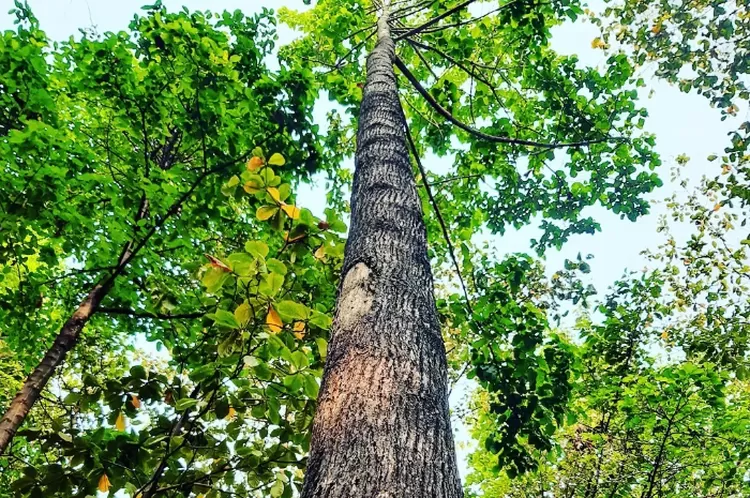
[
  {"xmin": 0, "ymin": 3, "xmax": 345, "ymax": 496},
  {"xmin": 0, "ymin": 1, "xmax": 323, "ymax": 452}
]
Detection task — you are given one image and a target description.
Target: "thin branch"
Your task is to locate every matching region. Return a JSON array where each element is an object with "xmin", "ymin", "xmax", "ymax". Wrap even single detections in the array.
[
  {"xmin": 394, "ymin": 0, "xmax": 478, "ymax": 41},
  {"xmin": 395, "ymin": 6, "xmax": 503, "ymax": 35},
  {"xmin": 98, "ymin": 308, "xmax": 206, "ymax": 320},
  {"xmin": 395, "ymin": 56, "xmax": 624, "ymax": 149},
  {"xmin": 328, "ymin": 29, "xmax": 378, "ymax": 73},
  {"xmin": 423, "ymin": 173, "xmax": 484, "ymax": 187},
  {"xmin": 407, "ymin": 39, "xmax": 439, "ymax": 81},
  {"xmin": 400, "ymin": 102, "xmax": 472, "ymax": 315}
]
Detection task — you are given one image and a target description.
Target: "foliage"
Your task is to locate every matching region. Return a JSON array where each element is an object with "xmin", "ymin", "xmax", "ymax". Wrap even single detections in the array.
[
  {"xmin": 2, "ymin": 0, "xmax": 748, "ymax": 496},
  {"xmin": 464, "ymin": 179, "xmax": 750, "ymax": 497},
  {"xmin": 280, "ymin": 0, "xmax": 663, "ymax": 254},
  {"xmin": 0, "ymin": 3, "xmax": 343, "ymax": 497},
  {"xmin": 597, "ymin": 0, "xmax": 750, "ymax": 208}
]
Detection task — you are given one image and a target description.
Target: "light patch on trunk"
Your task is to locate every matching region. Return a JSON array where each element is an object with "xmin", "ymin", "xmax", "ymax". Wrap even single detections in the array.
[{"xmin": 336, "ymin": 262, "xmax": 374, "ymax": 331}]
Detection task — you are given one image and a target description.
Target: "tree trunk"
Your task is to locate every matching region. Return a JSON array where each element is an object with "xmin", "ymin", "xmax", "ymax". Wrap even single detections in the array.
[
  {"xmin": 0, "ymin": 197, "xmax": 147, "ymax": 454},
  {"xmin": 0, "ymin": 282, "xmax": 110, "ymax": 453},
  {"xmin": 300, "ymin": 4, "xmax": 463, "ymax": 497}
]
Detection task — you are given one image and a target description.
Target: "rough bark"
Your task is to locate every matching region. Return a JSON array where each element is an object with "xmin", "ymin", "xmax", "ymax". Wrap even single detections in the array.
[{"xmin": 300, "ymin": 4, "xmax": 463, "ymax": 497}]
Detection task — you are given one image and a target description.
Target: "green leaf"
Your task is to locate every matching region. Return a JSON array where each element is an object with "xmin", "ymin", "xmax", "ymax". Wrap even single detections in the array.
[
  {"xmin": 259, "ymin": 273, "xmax": 284, "ymax": 296},
  {"xmin": 268, "ymin": 153, "xmax": 286, "ymax": 166},
  {"xmin": 304, "ymin": 374, "xmax": 319, "ymax": 399},
  {"xmin": 129, "ymin": 365, "xmax": 147, "ymax": 380},
  {"xmin": 275, "ymin": 300, "xmax": 309, "ymax": 320},
  {"xmin": 208, "ymin": 310, "xmax": 240, "ymax": 329},
  {"xmin": 315, "ymin": 337, "xmax": 328, "ymax": 359},
  {"xmin": 266, "ymin": 258, "xmax": 287, "ymax": 275},
  {"xmin": 245, "ymin": 240, "xmax": 269, "ymax": 259},
  {"xmin": 202, "ymin": 268, "xmax": 229, "ymax": 293},
  {"xmin": 174, "ymin": 398, "xmax": 198, "ymax": 411},
  {"xmin": 309, "ymin": 310, "xmax": 332, "ymax": 329},
  {"xmin": 270, "ymin": 479, "xmax": 284, "ymax": 498}
]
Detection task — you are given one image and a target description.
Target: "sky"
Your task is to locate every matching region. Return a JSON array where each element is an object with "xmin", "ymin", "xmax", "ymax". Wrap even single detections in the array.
[{"xmin": 2, "ymin": 0, "xmax": 743, "ymax": 484}]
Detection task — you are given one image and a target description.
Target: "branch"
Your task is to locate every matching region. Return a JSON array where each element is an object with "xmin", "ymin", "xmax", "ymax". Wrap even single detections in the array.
[
  {"xmin": 395, "ymin": 6, "xmax": 503, "ymax": 35},
  {"xmin": 395, "ymin": 56, "xmax": 623, "ymax": 149},
  {"xmin": 394, "ymin": 0, "xmax": 478, "ymax": 41},
  {"xmin": 400, "ymin": 104, "xmax": 472, "ymax": 317},
  {"xmin": 408, "ymin": 40, "xmax": 439, "ymax": 81},
  {"xmin": 423, "ymin": 174, "xmax": 484, "ymax": 187},
  {"xmin": 99, "ymin": 308, "xmax": 206, "ymax": 320}
]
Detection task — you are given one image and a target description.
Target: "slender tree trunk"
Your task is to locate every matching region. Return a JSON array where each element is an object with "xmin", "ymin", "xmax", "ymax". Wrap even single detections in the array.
[
  {"xmin": 0, "ymin": 197, "xmax": 148, "ymax": 454},
  {"xmin": 0, "ymin": 282, "xmax": 110, "ymax": 453},
  {"xmin": 300, "ymin": 4, "xmax": 463, "ymax": 497}
]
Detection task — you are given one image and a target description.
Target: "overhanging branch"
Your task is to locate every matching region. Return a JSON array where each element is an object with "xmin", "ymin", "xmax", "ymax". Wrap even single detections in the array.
[{"xmin": 99, "ymin": 308, "xmax": 206, "ymax": 320}]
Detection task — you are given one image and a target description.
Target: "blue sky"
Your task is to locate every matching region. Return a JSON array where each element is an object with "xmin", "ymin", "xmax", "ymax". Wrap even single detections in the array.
[{"xmin": 3, "ymin": 0, "xmax": 742, "ymax": 482}]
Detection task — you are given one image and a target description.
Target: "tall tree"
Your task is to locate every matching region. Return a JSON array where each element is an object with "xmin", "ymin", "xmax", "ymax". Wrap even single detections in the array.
[{"xmin": 300, "ymin": 2, "xmax": 463, "ymax": 496}]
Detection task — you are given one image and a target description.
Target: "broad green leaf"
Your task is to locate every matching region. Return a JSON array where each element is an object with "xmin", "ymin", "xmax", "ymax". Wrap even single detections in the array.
[
  {"xmin": 268, "ymin": 153, "xmax": 285, "ymax": 166},
  {"xmin": 245, "ymin": 240, "xmax": 269, "ymax": 259}
]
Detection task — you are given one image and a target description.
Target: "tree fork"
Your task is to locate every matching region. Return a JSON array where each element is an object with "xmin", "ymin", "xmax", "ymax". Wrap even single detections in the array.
[{"xmin": 300, "ymin": 2, "xmax": 463, "ymax": 497}]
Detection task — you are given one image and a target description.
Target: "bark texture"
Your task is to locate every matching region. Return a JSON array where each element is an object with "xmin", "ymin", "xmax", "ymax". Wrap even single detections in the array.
[{"xmin": 300, "ymin": 6, "xmax": 463, "ymax": 498}]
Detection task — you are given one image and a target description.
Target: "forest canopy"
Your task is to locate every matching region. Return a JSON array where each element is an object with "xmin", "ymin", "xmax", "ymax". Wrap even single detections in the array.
[{"xmin": 1, "ymin": 0, "xmax": 749, "ymax": 497}]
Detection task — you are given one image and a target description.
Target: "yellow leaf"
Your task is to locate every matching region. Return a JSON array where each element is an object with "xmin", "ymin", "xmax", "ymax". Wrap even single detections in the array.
[
  {"xmin": 314, "ymin": 245, "xmax": 326, "ymax": 260},
  {"xmin": 267, "ymin": 187, "xmax": 282, "ymax": 204},
  {"xmin": 115, "ymin": 412, "xmax": 126, "ymax": 431},
  {"xmin": 243, "ymin": 180, "xmax": 263, "ymax": 194},
  {"xmin": 98, "ymin": 473, "xmax": 111, "ymax": 493},
  {"xmin": 268, "ymin": 152, "xmax": 286, "ymax": 166},
  {"xmin": 651, "ymin": 23, "xmax": 661, "ymax": 34},
  {"xmin": 713, "ymin": 203, "xmax": 721, "ymax": 212},
  {"xmin": 131, "ymin": 394, "xmax": 141, "ymax": 409},
  {"xmin": 591, "ymin": 37, "xmax": 606, "ymax": 49},
  {"xmin": 226, "ymin": 407, "xmax": 237, "ymax": 420},
  {"xmin": 293, "ymin": 321, "xmax": 306, "ymax": 340},
  {"xmin": 247, "ymin": 156, "xmax": 264, "ymax": 171},
  {"xmin": 234, "ymin": 302, "xmax": 252, "ymax": 326},
  {"xmin": 266, "ymin": 307, "xmax": 283, "ymax": 334},
  {"xmin": 256, "ymin": 205, "xmax": 278, "ymax": 221},
  {"xmin": 281, "ymin": 204, "xmax": 301, "ymax": 220}
]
